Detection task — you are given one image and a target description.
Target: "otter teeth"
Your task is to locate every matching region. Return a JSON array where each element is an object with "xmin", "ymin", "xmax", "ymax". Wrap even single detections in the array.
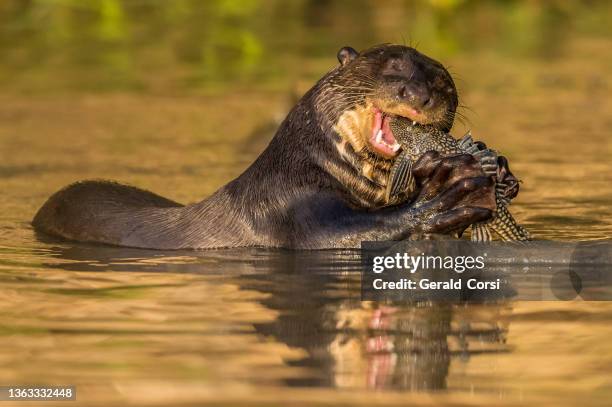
[
  {"xmin": 375, "ymin": 129, "xmax": 383, "ymax": 144},
  {"xmin": 375, "ymin": 129, "xmax": 400, "ymax": 152},
  {"xmin": 412, "ymin": 120, "xmax": 417, "ymax": 125}
]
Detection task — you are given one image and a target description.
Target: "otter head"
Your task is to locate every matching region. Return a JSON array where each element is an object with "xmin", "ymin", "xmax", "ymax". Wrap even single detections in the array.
[
  {"xmin": 320, "ymin": 44, "xmax": 458, "ymax": 162},
  {"xmin": 308, "ymin": 44, "xmax": 458, "ymax": 207}
]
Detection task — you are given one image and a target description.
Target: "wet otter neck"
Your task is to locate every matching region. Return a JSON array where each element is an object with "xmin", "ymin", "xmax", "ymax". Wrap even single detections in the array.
[{"xmin": 223, "ymin": 78, "xmax": 389, "ymax": 215}]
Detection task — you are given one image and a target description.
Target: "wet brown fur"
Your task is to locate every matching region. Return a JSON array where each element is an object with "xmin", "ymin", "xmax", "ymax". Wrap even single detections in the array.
[{"xmin": 33, "ymin": 44, "xmax": 463, "ymax": 249}]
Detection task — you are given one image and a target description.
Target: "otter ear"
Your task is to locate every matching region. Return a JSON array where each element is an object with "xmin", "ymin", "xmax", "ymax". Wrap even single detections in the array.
[{"xmin": 337, "ymin": 46, "xmax": 358, "ymax": 67}]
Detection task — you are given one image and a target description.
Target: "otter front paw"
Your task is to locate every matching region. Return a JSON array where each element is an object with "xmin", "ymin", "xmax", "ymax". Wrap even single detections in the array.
[{"xmin": 410, "ymin": 153, "xmax": 496, "ymax": 236}]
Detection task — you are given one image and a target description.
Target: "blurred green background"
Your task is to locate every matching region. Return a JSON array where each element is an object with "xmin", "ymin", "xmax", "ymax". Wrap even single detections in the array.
[{"xmin": 1, "ymin": 0, "xmax": 610, "ymax": 94}]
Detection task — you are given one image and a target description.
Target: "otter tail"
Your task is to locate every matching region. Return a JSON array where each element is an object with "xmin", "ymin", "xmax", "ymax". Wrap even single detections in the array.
[{"xmin": 32, "ymin": 180, "xmax": 183, "ymax": 248}]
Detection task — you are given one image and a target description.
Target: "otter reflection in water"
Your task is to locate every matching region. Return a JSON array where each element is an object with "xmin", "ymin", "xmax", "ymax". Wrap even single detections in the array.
[
  {"xmin": 32, "ymin": 44, "xmax": 521, "ymax": 249},
  {"xmin": 40, "ymin": 245, "xmax": 511, "ymax": 391},
  {"xmin": 247, "ymin": 251, "xmax": 511, "ymax": 390}
]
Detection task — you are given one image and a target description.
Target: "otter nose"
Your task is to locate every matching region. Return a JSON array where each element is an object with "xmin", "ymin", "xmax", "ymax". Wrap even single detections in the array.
[{"xmin": 398, "ymin": 83, "xmax": 435, "ymax": 110}]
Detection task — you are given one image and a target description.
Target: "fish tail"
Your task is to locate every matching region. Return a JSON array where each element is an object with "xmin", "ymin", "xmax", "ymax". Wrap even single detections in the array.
[{"xmin": 489, "ymin": 202, "xmax": 530, "ymax": 241}]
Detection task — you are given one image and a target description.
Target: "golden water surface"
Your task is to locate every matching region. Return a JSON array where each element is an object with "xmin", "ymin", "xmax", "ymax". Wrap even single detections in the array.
[{"xmin": 0, "ymin": 1, "xmax": 611, "ymax": 406}]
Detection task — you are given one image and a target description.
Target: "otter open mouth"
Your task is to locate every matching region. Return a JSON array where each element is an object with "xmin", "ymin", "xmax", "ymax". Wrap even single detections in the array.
[
  {"xmin": 370, "ymin": 108, "xmax": 401, "ymax": 158},
  {"xmin": 370, "ymin": 107, "xmax": 425, "ymax": 158}
]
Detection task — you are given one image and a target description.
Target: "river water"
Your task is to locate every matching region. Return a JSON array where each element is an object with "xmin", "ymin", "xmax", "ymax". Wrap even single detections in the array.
[{"xmin": 0, "ymin": 1, "xmax": 611, "ymax": 406}]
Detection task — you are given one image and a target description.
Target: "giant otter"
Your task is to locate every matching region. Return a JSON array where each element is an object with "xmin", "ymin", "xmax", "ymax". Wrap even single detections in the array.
[{"xmin": 33, "ymin": 44, "xmax": 502, "ymax": 249}]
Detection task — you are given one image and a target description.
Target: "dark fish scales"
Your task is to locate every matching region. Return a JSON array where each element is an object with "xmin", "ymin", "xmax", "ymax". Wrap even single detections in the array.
[{"xmin": 386, "ymin": 117, "xmax": 530, "ymax": 242}]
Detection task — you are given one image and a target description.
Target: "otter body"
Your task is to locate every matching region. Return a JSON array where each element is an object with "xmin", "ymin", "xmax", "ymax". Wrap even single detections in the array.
[{"xmin": 33, "ymin": 45, "xmax": 504, "ymax": 249}]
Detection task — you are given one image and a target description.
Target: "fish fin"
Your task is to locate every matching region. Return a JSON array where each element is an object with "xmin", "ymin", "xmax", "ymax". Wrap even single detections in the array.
[
  {"xmin": 385, "ymin": 153, "xmax": 414, "ymax": 202},
  {"xmin": 496, "ymin": 184, "xmax": 511, "ymax": 205},
  {"xmin": 489, "ymin": 205, "xmax": 531, "ymax": 241},
  {"xmin": 458, "ymin": 132, "xmax": 481, "ymax": 155},
  {"xmin": 471, "ymin": 222, "xmax": 492, "ymax": 242},
  {"xmin": 472, "ymin": 149, "xmax": 498, "ymax": 177}
]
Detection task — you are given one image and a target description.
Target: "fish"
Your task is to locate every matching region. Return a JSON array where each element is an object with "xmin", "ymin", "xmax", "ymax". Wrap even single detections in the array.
[{"xmin": 385, "ymin": 117, "xmax": 530, "ymax": 242}]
